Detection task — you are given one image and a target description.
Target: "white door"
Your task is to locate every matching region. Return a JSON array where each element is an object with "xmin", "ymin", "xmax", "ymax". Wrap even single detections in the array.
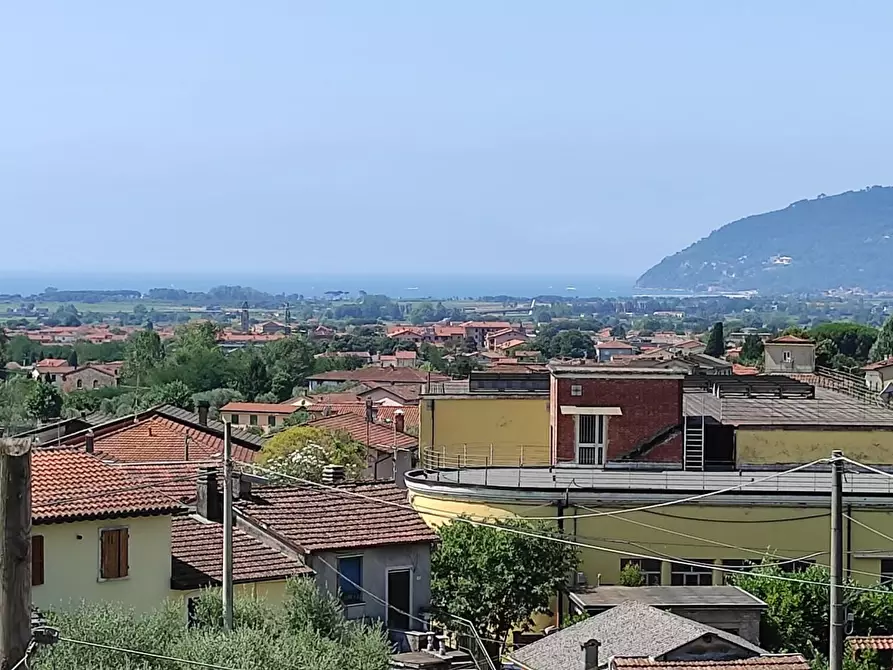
[{"xmin": 576, "ymin": 415, "xmax": 606, "ymax": 466}]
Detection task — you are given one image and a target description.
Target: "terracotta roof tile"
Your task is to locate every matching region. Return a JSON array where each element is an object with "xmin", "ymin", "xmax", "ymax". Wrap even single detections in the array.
[
  {"xmin": 236, "ymin": 483, "xmax": 437, "ymax": 553},
  {"xmin": 847, "ymin": 636, "xmax": 893, "ymax": 651},
  {"xmin": 171, "ymin": 515, "xmax": 312, "ymax": 589},
  {"xmin": 220, "ymin": 402, "xmax": 300, "ymax": 414},
  {"xmin": 611, "ymin": 657, "xmax": 809, "ymax": 670},
  {"xmin": 304, "ymin": 413, "xmax": 417, "ymax": 451},
  {"xmin": 305, "ymin": 404, "xmax": 419, "ymax": 430},
  {"xmin": 308, "ymin": 366, "xmax": 447, "ymax": 384},
  {"xmin": 863, "ymin": 357, "xmax": 893, "ymax": 371},
  {"xmin": 32, "ymin": 449, "xmax": 183, "ymax": 524},
  {"xmin": 768, "ymin": 335, "xmax": 813, "ymax": 344},
  {"xmin": 597, "ymin": 340, "xmax": 634, "ymax": 349},
  {"xmin": 112, "ymin": 461, "xmax": 215, "ymax": 503}
]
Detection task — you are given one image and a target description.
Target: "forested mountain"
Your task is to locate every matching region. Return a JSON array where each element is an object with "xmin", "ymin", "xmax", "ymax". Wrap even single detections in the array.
[{"xmin": 636, "ymin": 187, "xmax": 893, "ymax": 293}]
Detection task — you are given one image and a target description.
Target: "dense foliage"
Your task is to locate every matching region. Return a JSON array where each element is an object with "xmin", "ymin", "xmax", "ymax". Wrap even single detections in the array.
[
  {"xmin": 35, "ymin": 578, "xmax": 391, "ymax": 670},
  {"xmin": 431, "ymin": 517, "xmax": 578, "ymax": 654},
  {"xmin": 704, "ymin": 322, "xmax": 724, "ymax": 357},
  {"xmin": 258, "ymin": 426, "xmax": 367, "ymax": 482},
  {"xmin": 637, "ymin": 187, "xmax": 893, "ymax": 292}
]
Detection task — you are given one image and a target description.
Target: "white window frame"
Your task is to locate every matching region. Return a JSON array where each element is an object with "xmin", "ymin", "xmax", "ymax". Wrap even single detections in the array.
[
  {"xmin": 670, "ymin": 560, "xmax": 713, "ymax": 586},
  {"xmin": 385, "ymin": 565, "xmax": 414, "ymax": 630},
  {"xmin": 570, "ymin": 384, "xmax": 582, "ymax": 397},
  {"xmin": 783, "ymin": 350, "xmax": 793, "ymax": 362},
  {"xmin": 575, "ymin": 415, "xmax": 606, "ymax": 467}
]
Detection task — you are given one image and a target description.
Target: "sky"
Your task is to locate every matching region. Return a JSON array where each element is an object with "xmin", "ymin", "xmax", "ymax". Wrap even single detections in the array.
[{"xmin": 4, "ymin": 2, "xmax": 893, "ymax": 278}]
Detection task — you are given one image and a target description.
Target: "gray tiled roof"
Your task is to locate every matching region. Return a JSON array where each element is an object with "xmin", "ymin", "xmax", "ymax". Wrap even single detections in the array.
[
  {"xmin": 508, "ymin": 602, "xmax": 765, "ymax": 670},
  {"xmin": 569, "ymin": 586, "xmax": 767, "ymax": 610}
]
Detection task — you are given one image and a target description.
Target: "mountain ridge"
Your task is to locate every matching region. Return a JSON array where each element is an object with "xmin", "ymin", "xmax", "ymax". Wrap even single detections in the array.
[{"xmin": 635, "ymin": 186, "xmax": 893, "ymax": 293}]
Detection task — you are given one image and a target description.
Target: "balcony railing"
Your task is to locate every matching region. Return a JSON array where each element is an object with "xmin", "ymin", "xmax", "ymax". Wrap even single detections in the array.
[{"xmin": 421, "ymin": 444, "xmax": 552, "ymax": 469}]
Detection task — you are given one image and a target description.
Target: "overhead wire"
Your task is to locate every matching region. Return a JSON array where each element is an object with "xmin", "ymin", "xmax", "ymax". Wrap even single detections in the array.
[
  {"xmin": 56, "ymin": 636, "xmax": 247, "ymax": 670},
  {"xmin": 248, "ymin": 462, "xmax": 893, "ymax": 596}
]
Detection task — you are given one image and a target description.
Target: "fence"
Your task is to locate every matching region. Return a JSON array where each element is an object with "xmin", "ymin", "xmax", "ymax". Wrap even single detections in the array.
[{"xmin": 420, "ymin": 444, "xmax": 552, "ymax": 469}]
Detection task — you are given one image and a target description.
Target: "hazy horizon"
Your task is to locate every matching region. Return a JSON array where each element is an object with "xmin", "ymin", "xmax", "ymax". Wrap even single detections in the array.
[{"xmin": 5, "ymin": 2, "xmax": 893, "ymax": 275}]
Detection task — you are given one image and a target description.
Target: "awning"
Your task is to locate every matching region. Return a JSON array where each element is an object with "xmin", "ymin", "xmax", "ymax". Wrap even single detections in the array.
[{"xmin": 560, "ymin": 406, "xmax": 623, "ymax": 416}]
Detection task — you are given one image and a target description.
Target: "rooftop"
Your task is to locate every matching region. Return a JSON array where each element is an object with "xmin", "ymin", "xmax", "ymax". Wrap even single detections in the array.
[
  {"xmin": 308, "ymin": 366, "xmax": 447, "ymax": 384},
  {"xmin": 236, "ymin": 482, "xmax": 437, "ymax": 553},
  {"xmin": 569, "ymin": 585, "xmax": 766, "ymax": 611},
  {"xmin": 508, "ymin": 601, "xmax": 764, "ymax": 670},
  {"xmin": 220, "ymin": 402, "xmax": 300, "ymax": 414},
  {"xmin": 863, "ymin": 358, "xmax": 893, "ymax": 371},
  {"xmin": 303, "ymin": 413, "xmax": 417, "ymax": 451},
  {"xmin": 767, "ymin": 335, "xmax": 813, "ymax": 344},
  {"xmin": 610, "ymin": 657, "xmax": 809, "ymax": 670},
  {"xmin": 170, "ymin": 515, "xmax": 312, "ymax": 589},
  {"xmin": 847, "ymin": 636, "xmax": 893, "ymax": 651},
  {"xmin": 32, "ymin": 449, "xmax": 183, "ymax": 524}
]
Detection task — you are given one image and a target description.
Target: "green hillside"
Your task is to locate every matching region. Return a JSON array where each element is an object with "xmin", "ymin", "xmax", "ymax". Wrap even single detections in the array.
[{"xmin": 636, "ymin": 186, "xmax": 893, "ymax": 293}]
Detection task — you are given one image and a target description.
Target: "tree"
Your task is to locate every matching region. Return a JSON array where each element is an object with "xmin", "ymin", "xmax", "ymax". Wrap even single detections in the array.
[
  {"xmin": 610, "ymin": 323, "xmax": 627, "ymax": 339},
  {"xmin": 0, "ymin": 328, "xmax": 8, "ymax": 371},
  {"xmin": 551, "ymin": 330, "xmax": 596, "ymax": 359},
  {"xmin": 34, "ymin": 578, "xmax": 391, "ymax": 670},
  {"xmin": 258, "ymin": 426, "xmax": 367, "ymax": 482},
  {"xmin": 618, "ymin": 563, "xmax": 645, "ymax": 587},
  {"xmin": 66, "ymin": 349, "xmax": 79, "ymax": 367},
  {"xmin": 431, "ymin": 517, "xmax": 578, "ymax": 656},
  {"xmin": 739, "ymin": 334, "xmax": 765, "ymax": 365},
  {"xmin": 704, "ymin": 322, "xmax": 725, "ymax": 357},
  {"xmin": 812, "ymin": 323, "xmax": 877, "ymax": 363},
  {"xmin": 870, "ymin": 314, "xmax": 893, "ymax": 362},
  {"xmin": 122, "ymin": 329, "xmax": 164, "ymax": 383},
  {"xmin": 24, "ymin": 381, "xmax": 63, "ymax": 421},
  {"xmin": 144, "ymin": 380, "xmax": 193, "ymax": 409},
  {"xmin": 263, "ymin": 336, "xmax": 314, "ymax": 400}
]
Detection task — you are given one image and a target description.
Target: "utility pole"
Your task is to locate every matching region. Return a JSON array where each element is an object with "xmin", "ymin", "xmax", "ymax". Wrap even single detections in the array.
[
  {"xmin": 222, "ymin": 423, "xmax": 234, "ymax": 632},
  {"xmin": 0, "ymin": 439, "xmax": 32, "ymax": 670},
  {"xmin": 830, "ymin": 450, "xmax": 844, "ymax": 670}
]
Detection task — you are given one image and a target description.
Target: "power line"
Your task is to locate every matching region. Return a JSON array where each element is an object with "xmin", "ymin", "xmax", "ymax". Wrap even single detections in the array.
[
  {"xmin": 58, "ymin": 636, "xmax": 247, "ymax": 670},
  {"xmin": 844, "ymin": 513, "xmax": 893, "ymax": 547},
  {"xmin": 248, "ymin": 463, "xmax": 893, "ymax": 596}
]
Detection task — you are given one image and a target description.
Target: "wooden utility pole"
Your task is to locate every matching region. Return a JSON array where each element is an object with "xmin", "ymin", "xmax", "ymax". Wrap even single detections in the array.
[
  {"xmin": 0, "ymin": 439, "xmax": 32, "ymax": 670},
  {"xmin": 222, "ymin": 423, "xmax": 233, "ymax": 632}
]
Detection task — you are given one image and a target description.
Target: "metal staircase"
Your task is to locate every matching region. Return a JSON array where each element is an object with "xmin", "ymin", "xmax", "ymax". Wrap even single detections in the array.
[{"xmin": 683, "ymin": 415, "xmax": 705, "ymax": 471}]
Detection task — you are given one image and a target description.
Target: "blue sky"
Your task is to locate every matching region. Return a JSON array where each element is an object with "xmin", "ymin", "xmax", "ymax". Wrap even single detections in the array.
[{"xmin": 4, "ymin": 2, "xmax": 893, "ymax": 276}]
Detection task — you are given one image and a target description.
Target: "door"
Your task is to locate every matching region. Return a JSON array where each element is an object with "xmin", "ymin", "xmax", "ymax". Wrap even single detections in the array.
[
  {"xmin": 576, "ymin": 415, "xmax": 605, "ymax": 466},
  {"xmin": 387, "ymin": 569, "xmax": 412, "ymax": 631}
]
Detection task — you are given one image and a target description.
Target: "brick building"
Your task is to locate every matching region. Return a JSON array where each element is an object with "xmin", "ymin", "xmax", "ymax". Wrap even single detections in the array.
[
  {"xmin": 549, "ymin": 365, "xmax": 684, "ymax": 466},
  {"xmin": 59, "ymin": 363, "xmax": 120, "ymax": 392}
]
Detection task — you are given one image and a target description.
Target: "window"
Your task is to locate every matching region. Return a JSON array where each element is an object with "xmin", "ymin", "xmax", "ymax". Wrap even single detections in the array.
[
  {"xmin": 92, "ymin": 379, "xmax": 100, "ymax": 389},
  {"xmin": 230, "ymin": 414, "xmax": 240, "ymax": 425},
  {"xmin": 249, "ymin": 415, "xmax": 258, "ymax": 426},
  {"xmin": 76, "ymin": 378, "xmax": 83, "ymax": 389},
  {"xmin": 32, "ymin": 535, "xmax": 44, "ymax": 586},
  {"xmin": 778, "ymin": 559, "xmax": 814, "ymax": 573},
  {"xmin": 268, "ymin": 415, "xmax": 276, "ymax": 427},
  {"xmin": 671, "ymin": 560, "xmax": 713, "ymax": 586},
  {"xmin": 881, "ymin": 559, "xmax": 893, "ymax": 584},
  {"xmin": 577, "ymin": 415, "xmax": 606, "ymax": 465},
  {"xmin": 783, "ymin": 350, "xmax": 793, "ymax": 362},
  {"xmin": 100, "ymin": 528, "xmax": 129, "ymax": 580},
  {"xmin": 570, "ymin": 384, "xmax": 582, "ymax": 397},
  {"xmin": 620, "ymin": 558, "xmax": 662, "ymax": 585},
  {"xmin": 338, "ymin": 556, "xmax": 363, "ymax": 605},
  {"xmin": 722, "ymin": 559, "xmax": 756, "ymax": 584}
]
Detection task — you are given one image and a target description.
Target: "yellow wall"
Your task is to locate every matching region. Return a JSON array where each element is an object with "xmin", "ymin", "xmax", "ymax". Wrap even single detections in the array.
[
  {"xmin": 419, "ymin": 397, "xmax": 550, "ymax": 466},
  {"xmin": 33, "ymin": 515, "xmax": 172, "ymax": 613},
  {"xmin": 410, "ymin": 491, "xmax": 893, "ymax": 587},
  {"xmin": 737, "ymin": 429, "xmax": 893, "ymax": 465},
  {"xmin": 169, "ymin": 580, "xmax": 290, "ymax": 613}
]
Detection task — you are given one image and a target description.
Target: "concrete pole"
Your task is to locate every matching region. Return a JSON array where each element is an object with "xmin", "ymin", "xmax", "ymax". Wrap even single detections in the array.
[
  {"xmin": 829, "ymin": 450, "xmax": 844, "ymax": 670},
  {"xmin": 222, "ymin": 423, "xmax": 234, "ymax": 632}
]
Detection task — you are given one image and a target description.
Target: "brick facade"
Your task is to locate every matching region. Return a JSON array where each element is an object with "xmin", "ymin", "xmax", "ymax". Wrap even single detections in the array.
[
  {"xmin": 60, "ymin": 366, "xmax": 118, "ymax": 393},
  {"xmin": 551, "ymin": 375, "xmax": 683, "ymax": 464}
]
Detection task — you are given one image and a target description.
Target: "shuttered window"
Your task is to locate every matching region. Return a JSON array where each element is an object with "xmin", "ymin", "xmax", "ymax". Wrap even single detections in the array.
[
  {"xmin": 32, "ymin": 535, "xmax": 45, "ymax": 586},
  {"xmin": 100, "ymin": 528, "xmax": 129, "ymax": 579}
]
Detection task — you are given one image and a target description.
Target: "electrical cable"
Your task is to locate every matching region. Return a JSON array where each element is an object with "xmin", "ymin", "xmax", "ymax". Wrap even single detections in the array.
[
  {"xmin": 248, "ymin": 462, "xmax": 893, "ymax": 596},
  {"xmin": 9, "ymin": 639, "xmax": 36, "ymax": 670},
  {"xmin": 58, "ymin": 636, "xmax": 247, "ymax": 670},
  {"xmin": 844, "ymin": 513, "xmax": 893, "ymax": 546}
]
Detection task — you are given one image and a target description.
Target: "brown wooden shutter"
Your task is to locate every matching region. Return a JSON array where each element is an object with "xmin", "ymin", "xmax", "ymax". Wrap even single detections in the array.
[
  {"xmin": 32, "ymin": 535, "xmax": 44, "ymax": 586},
  {"xmin": 118, "ymin": 528, "xmax": 129, "ymax": 578},
  {"xmin": 101, "ymin": 529, "xmax": 119, "ymax": 579}
]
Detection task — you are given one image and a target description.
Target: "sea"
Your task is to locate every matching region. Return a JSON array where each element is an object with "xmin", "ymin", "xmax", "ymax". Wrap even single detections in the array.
[{"xmin": 0, "ymin": 271, "xmax": 677, "ymax": 300}]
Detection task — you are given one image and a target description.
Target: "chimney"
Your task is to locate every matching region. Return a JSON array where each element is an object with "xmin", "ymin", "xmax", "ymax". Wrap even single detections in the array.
[
  {"xmin": 393, "ymin": 449, "xmax": 412, "ymax": 488},
  {"xmin": 196, "ymin": 399, "xmax": 210, "ymax": 426},
  {"xmin": 394, "ymin": 409, "xmax": 405, "ymax": 434},
  {"xmin": 196, "ymin": 467, "xmax": 222, "ymax": 522},
  {"xmin": 85, "ymin": 429, "xmax": 94, "ymax": 454},
  {"xmin": 581, "ymin": 639, "xmax": 600, "ymax": 670},
  {"xmin": 321, "ymin": 464, "xmax": 345, "ymax": 485}
]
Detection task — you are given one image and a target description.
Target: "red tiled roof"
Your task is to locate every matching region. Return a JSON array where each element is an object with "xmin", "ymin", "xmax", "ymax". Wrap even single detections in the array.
[
  {"xmin": 358, "ymin": 382, "xmax": 421, "ymax": 402},
  {"xmin": 597, "ymin": 340, "xmax": 634, "ymax": 349},
  {"xmin": 461, "ymin": 321, "xmax": 512, "ymax": 329},
  {"xmin": 733, "ymin": 364, "xmax": 760, "ymax": 376},
  {"xmin": 304, "ymin": 413, "xmax": 417, "ymax": 451},
  {"xmin": 305, "ymin": 404, "xmax": 420, "ymax": 430},
  {"xmin": 611, "ymin": 656, "xmax": 810, "ymax": 670},
  {"xmin": 171, "ymin": 515, "xmax": 312, "ymax": 589},
  {"xmin": 220, "ymin": 402, "xmax": 300, "ymax": 415},
  {"xmin": 32, "ymin": 449, "xmax": 183, "ymax": 524},
  {"xmin": 308, "ymin": 392, "xmax": 364, "ymax": 404},
  {"xmin": 863, "ymin": 357, "xmax": 893, "ymax": 371},
  {"xmin": 768, "ymin": 335, "xmax": 812, "ymax": 344},
  {"xmin": 308, "ymin": 366, "xmax": 447, "ymax": 384},
  {"xmin": 35, "ymin": 358, "xmax": 69, "ymax": 367},
  {"xmin": 847, "ymin": 636, "xmax": 893, "ymax": 651},
  {"xmin": 112, "ymin": 461, "xmax": 215, "ymax": 503},
  {"xmin": 380, "ymin": 350, "xmax": 418, "ymax": 360},
  {"xmin": 68, "ymin": 415, "xmax": 258, "ymax": 463},
  {"xmin": 433, "ymin": 326, "xmax": 466, "ymax": 337},
  {"xmin": 236, "ymin": 482, "xmax": 437, "ymax": 553}
]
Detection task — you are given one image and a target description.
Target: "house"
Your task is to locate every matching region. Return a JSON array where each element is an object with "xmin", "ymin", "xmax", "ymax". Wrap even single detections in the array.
[
  {"xmin": 311, "ymin": 324, "xmax": 336, "ymax": 339},
  {"xmin": 235, "ymin": 479, "xmax": 438, "ymax": 633},
  {"xmin": 31, "ymin": 449, "xmax": 183, "ymax": 613},
  {"xmin": 252, "ymin": 320, "xmax": 289, "ymax": 335},
  {"xmin": 512, "ymin": 350, "xmax": 543, "ymax": 364},
  {"xmin": 763, "ymin": 335, "xmax": 815, "ymax": 373},
  {"xmin": 379, "ymin": 350, "xmax": 419, "ymax": 368},
  {"xmin": 863, "ymin": 358, "xmax": 893, "ymax": 392},
  {"xmin": 31, "ymin": 358, "xmax": 76, "ymax": 383},
  {"xmin": 219, "ymin": 402, "xmax": 302, "ymax": 432},
  {"xmin": 594, "ymin": 340, "xmax": 635, "ymax": 362},
  {"xmin": 485, "ymin": 327, "xmax": 528, "ymax": 351},
  {"xmin": 59, "ymin": 362, "xmax": 120, "ymax": 392},
  {"xmin": 432, "ymin": 325, "xmax": 466, "ymax": 346},
  {"xmin": 610, "ymin": 656, "xmax": 809, "ymax": 670},
  {"xmin": 507, "ymin": 601, "xmax": 783, "ymax": 670},
  {"xmin": 388, "ymin": 327, "xmax": 429, "ymax": 344},
  {"xmin": 307, "ymin": 366, "xmax": 448, "ymax": 392},
  {"xmin": 461, "ymin": 321, "xmax": 512, "ymax": 349},
  {"xmin": 566, "ymin": 585, "xmax": 766, "ymax": 644},
  {"xmin": 357, "ymin": 382, "xmax": 422, "ymax": 406}
]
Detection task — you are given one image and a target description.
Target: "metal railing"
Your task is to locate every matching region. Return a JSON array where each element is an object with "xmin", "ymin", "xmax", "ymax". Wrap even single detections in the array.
[{"xmin": 420, "ymin": 444, "xmax": 551, "ymax": 470}]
